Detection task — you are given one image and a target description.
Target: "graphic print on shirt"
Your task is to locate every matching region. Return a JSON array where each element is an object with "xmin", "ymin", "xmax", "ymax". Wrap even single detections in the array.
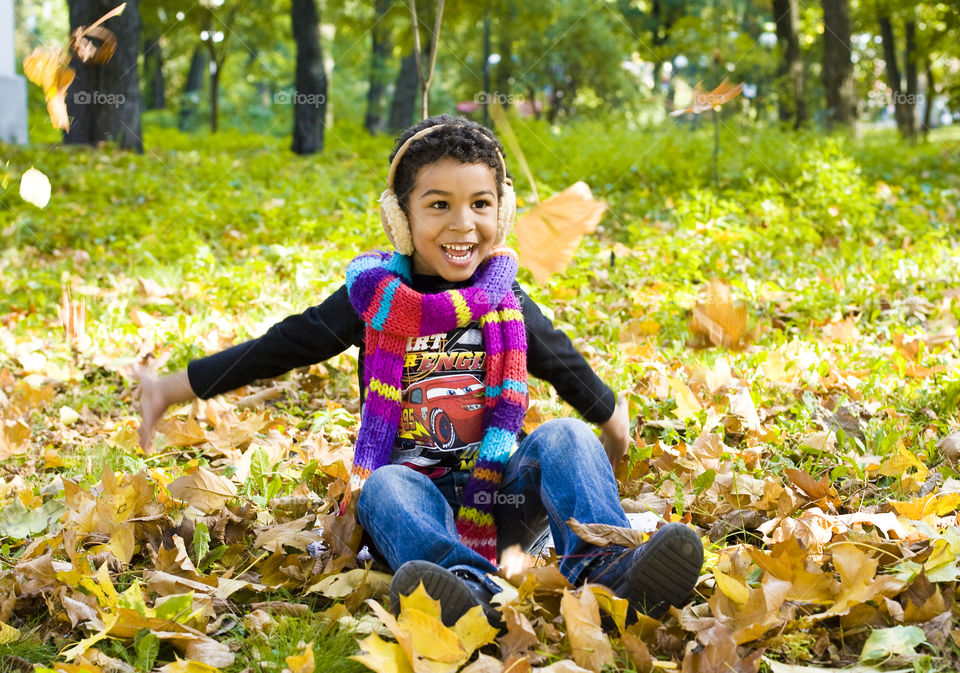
[{"xmin": 393, "ymin": 326, "xmax": 486, "ymax": 474}]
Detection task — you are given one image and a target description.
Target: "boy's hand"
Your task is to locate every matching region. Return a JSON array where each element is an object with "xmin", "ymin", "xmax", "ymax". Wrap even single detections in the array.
[
  {"xmin": 600, "ymin": 393, "xmax": 629, "ymax": 470},
  {"xmin": 136, "ymin": 368, "xmax": 194, "ymax": 452}
]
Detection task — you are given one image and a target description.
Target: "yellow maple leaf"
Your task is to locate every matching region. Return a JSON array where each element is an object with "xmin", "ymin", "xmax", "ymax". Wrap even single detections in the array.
[
  {"xmin": 669, "ymin": 377, "xmax": 702, "ymax": 420},
  {"xmin": 284, "ymin": 642, "xmax": 315, "ymax": 673},
  {"xmin": 452, "ymin": 605, "xmax": 498, "ymax": 658},
  {"xmin": 351, "ymin": 632, "xmax": 414, "ymax": 673},
  {"xmin": 714, "ymin": 568, "xmax": 749, "ymax": 606},
  {"xmin": 0, "ymin": 621, "xmax": 20, "ymax": 644},
  {"xmin": 398, "ymin": 581, "xmax": 443, "ymax": 622},
  {"xmin": 158, "ymin": 659, "xmax": 222, "ymax": 673},
  {"xmin": 397, "ymin": 607, "xmax": 466, "ymax": 663}
]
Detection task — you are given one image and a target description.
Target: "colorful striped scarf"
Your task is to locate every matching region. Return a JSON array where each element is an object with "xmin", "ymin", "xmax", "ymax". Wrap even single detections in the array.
[{"xmin": 345, "ymin": 247, "xmax": 528, "ymax": 563}]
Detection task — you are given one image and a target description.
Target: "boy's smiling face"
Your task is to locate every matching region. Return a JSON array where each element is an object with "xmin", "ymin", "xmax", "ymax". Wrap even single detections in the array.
[{"xmin": 407, "ymin": 157, "xmax": 499, "ymax": 281}]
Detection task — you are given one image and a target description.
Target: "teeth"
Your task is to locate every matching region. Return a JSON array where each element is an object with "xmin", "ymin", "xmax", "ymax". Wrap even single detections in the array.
[{"xmin": 443, "ymin": 243, "xmax": 475, "ymax": 251}]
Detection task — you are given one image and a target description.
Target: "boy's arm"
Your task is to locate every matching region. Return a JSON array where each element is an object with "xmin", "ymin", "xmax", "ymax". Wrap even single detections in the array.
[
  {"xmin": 518, "ymin": 284, "xmax": 627, "ymax": 467},
  {"xmin": 138, "ymin": 285, "xmax": 362, "ymax": 449},
  {"xmin": 187, "ymin": 285, "xmax": 361, "ymax": 398}
]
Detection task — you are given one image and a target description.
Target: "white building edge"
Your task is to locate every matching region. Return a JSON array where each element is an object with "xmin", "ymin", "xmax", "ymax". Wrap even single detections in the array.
[{"xmin": 1, "ymin": 0, "xmax": 29, "ymax": 144}]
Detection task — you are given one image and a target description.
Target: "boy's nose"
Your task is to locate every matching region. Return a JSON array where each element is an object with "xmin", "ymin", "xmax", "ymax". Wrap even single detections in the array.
[{"xmin": 448, "ymin": 207, "xmax": 475, "ymax": 230}]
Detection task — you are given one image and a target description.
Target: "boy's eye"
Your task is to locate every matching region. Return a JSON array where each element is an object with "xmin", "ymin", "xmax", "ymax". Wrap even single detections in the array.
[
  {"xmin": 473, "ymin": 199, "xmax": 492, "ymax": 208},
  {"xmin": 429, "ymin": 201, "xmax": 448, "ymax": 209}
]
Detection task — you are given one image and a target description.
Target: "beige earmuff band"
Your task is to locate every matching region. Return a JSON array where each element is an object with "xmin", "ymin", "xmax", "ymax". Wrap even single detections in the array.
[{"xmin": 379, "ymin": 123, "xmax": 517, "ymax": 256}]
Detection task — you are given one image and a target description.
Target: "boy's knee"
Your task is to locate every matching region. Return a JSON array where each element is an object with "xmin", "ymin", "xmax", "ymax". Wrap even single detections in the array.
[
  {"xmin": 535, "ymin": 418, "xmax": 604, "ymax": 464},
  {"xmin": 540, "ymin": 417, "xmax": 596, "ymax": 445}
]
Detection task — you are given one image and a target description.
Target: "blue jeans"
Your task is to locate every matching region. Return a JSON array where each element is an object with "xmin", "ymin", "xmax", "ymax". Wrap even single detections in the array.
[{"xmin": 356, "ymin": 418, "xmax": 631, "ymax": 589}]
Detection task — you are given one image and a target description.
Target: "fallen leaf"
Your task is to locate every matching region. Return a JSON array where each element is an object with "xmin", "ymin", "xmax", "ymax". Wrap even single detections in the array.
[
  {"xmin": 567, "ymin": 518, "xmax": 647, "ymax": 548},
  {"xmin": 0, "ymin": 620, "xmax": 19, "ymax": 644},
  {"xmin": 351, "ymin": 631, "xmax": 414, "ymax": 673},
  {"xmin": 669, "ymin": 377, "xmax": 702, "ymax": 420},
  {"xmin": 306, "ymin": 568, "xmax": 391, "ymax": 599},
  {"xmin": 560, "ymin": 588, "xmax": 614, "ymax": 673},
  {"xmin": 166, "ymin": 468, "xmax": 237, "ymax": 514},
  {"xmin": 859, "ymin": 625, "xmax": 926, "ymax": 662},
  {"xmin": 284, "ymin": 642, "xmax": 315, "ymax": 673},
  {"xmin": 158, "ymin": 660, "xmax": 222, "ymax": 673}
]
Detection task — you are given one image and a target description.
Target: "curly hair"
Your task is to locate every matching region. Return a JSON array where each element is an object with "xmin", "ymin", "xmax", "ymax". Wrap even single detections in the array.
[{"xmin": 389, "ymin": 114, "xmax": 507, "ymax": 213}]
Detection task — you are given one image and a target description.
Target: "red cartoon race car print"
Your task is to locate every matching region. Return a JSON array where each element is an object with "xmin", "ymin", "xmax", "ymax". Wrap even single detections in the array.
[{"xmin": 401, "ymin": 374, "xmax": 485, "ymax": 450}]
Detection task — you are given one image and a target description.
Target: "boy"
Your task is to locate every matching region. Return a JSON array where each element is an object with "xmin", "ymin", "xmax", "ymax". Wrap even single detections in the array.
[{"xmin": 138, "ymin": 114, "xmax": 703, "ymax": 627}]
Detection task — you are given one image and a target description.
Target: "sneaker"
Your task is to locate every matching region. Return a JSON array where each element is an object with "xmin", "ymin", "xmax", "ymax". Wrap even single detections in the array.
[
  {"xmin": 582, "ymin": 522, "xmax": 703, "ymax": 619},
  {"xmin": 390, "ymin": 560, "xmax": 501, "ymax": 628}
]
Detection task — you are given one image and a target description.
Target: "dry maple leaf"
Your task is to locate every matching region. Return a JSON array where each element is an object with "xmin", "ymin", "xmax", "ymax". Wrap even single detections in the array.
[
  {"xmin": 21, "ymin": 3, "xmax": 126, "ymax": 131},
  {"xmin": 515, "ymin": 182, "xmax": 608, "ymax": 283},
  {"xmin": 22, "ymin": 48, "xmax": 74, "ymax": 131},
  {"xmin": 489, "ymin": 102, "xmax": 607, "ymax": 283},
  {"xmin": 560, "ymin": 588, "xmax": 615, "ymax": 672},
  {"xmin": 567, "ymin": 518, "xmax": 647, "ymax": 548},
  {"xmin": 670, "ymin": 79, "xmax": 744, "ymax": 116},
  {"xmin": 690, "ymin": 280, "xmax": 750, "ymax": 349}
]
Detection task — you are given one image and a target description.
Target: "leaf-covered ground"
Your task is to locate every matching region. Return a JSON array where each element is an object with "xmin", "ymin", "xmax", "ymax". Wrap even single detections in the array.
[{"xmin": 1, "ymin": 118, "xmax": 960, "ymax": 672}]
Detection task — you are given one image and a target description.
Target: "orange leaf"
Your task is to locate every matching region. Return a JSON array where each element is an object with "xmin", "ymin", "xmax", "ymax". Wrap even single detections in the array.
[
  {"xmin": 670, "ymin": 79, "xmax": 743, "ymax": 116},
  {"xmin": 516, "ymin": 182, "xmax": 607, "ymax": 283},
  {"xmin": 22, "ymin": 47, "xmax": 74, "ymax": 131},
  {"xmin": 690, "ymin": 280, "xmax": 749, "ymax": 349}
]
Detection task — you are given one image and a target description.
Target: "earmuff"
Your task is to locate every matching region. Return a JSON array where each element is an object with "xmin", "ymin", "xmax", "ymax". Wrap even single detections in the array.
[{"xmin": 378, "ymin": 124, "xmax": 517, "ymax": 256}]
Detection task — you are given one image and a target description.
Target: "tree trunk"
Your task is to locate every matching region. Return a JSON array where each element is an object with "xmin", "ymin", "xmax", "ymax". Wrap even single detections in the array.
[
  {"xmin": 903, "ymin": 19, "xmax": 918, "ymax": 137},
  {"xmin": 388, "ymin": 50, "xmax": 418, "ymax": 132},
  {"xmin": 772, "ymin": 0, "xmax": 805, "ymax": 128},
  {"xmin": 178, "ymin": 45, "xmax": 205, "ymax": 131},
  {"xmin": 821, "ymin": 0, "xmax": 856, "ymax": 129},
  {"xmin": 291, "ymin": 0, "xmax": 327, "ymax": 154},
  {"xmin": 921, "ymin": 57, "xmax": 933, "ymax": 136},
  {"xmin": 206, "ymin": 42, "xmax": 219, "ymax": 133},
  {"xmin": 495, "ymin": 3, "xmax": 514, "ymax": 96},
  {"xmin": 878, "ymin": 15, "xmax": 915, "ymax": 139},
  {"xmin": 64, "ymin": 0, "xmax": 143, "ymax": 151},
  {"xmin": 364, "ymin": 0, "xmax": 391, "ymax": 134},
  {"xmin": 143, "ymin": 35, "xmax": 165, "ymax": 110}
]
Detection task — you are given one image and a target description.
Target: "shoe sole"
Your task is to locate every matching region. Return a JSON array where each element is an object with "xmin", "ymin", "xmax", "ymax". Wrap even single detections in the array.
[
  {"xmin": 390, "ymin": 561, "xmax": 481, "ymax": 627},
  {"xmin": 593, "ymin": 522, "xmax": 704, "ymax": 620}
]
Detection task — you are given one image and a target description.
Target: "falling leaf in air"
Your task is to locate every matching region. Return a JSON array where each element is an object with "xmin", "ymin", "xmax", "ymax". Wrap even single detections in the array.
[
  {"xmin": 19, "ymin": 167, "xmax": 52, "ymax": 208},
  {"xmin": 670, "ymin": 79, "xmax": 744, "ymax": 116},
  {"xmin": 690, "ymin": 280, "xmax": 749, "ymax": 349},
  {"xmin": 516, "ymin": 182, "xmax": 608, "ymax": 283},
  {"xmin": 22, "ymin": 48, "xmax": 74, "ymax": 130},
  {"xmin": 21, "ymin": 3, "xmax": 126, "ymax": 130}
]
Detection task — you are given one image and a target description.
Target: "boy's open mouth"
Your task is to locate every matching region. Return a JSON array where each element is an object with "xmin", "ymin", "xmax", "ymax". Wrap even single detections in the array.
[{"xmin": 441, "ymin": 243, "xmax": 477, "ymax": 262}]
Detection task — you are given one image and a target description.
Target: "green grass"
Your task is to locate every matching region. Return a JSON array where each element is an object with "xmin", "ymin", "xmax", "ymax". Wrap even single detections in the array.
[{"xmin": 2, "ymin": 112, "xmax": 960, "ymax": 669}]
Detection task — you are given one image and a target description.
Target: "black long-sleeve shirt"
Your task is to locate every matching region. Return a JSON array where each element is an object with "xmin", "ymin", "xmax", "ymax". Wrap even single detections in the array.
[{"xmin": 187, "ymin": 273, "xmax": 615, "ymax": 469}]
